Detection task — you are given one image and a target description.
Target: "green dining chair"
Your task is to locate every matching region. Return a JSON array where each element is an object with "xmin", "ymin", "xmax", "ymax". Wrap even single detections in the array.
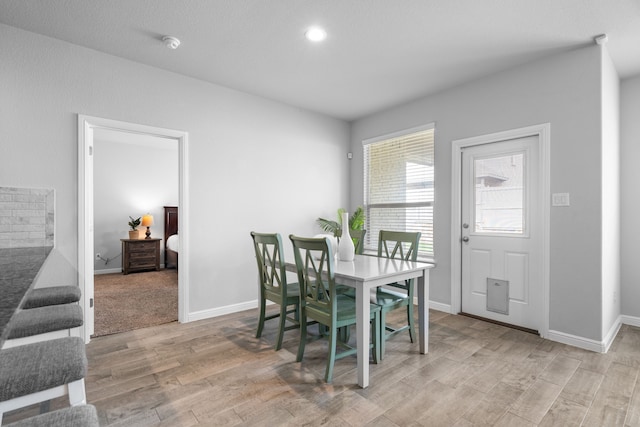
[
  {"xmin": 289, "ymin": 234, "xmax": 380, "ymax": 383},
  {"xmin": 333, "ymin": 228, "xmax": 367, "ymax": 255},
  {"xmin": 375, "ymin": 230, "xmax": 422, "ymax": 359},
  {"xmin": 251, "ymin": 232, "xmax": 301, "ymax": 351}
]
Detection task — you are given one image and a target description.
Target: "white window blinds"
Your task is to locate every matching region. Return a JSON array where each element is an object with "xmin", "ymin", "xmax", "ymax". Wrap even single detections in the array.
[{"xmin": 363, "ymin": 125, "xmax": 435, "ymax": 258}]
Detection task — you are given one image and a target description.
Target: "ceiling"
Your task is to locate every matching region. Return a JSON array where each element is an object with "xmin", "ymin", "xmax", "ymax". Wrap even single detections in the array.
[{"xmin": 2, "ymin": 0, "xmax": 639, "ymax": 121}]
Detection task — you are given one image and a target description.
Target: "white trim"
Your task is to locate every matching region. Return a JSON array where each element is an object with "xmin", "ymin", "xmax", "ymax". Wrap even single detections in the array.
[
  {"xmin": 94, "ymin": 268, "xmax": 122, "ymax": 275},
  {"xmin": 603, "ymin": 315, "xmax": 622, "ymax": 353},
  {"xmin": 95, "ymin": 264, "xmax": 170, "ymax": 275},
  {"xmin": 0, "ymin": 379, "xmax": 86, "ymax": 423},
  {"xmin": 191, "ymin": 297, "xmax": 451, "ymax": 325},
  {"xmin": 428, "ymin": 300, "xmax": 452, "ymax": 313},
  {"xmin": 78, "ymin": 115, "xmax": 190, "ymax": 343},
  {"xmin": 547, "ymin": 329, "xmax": 606, "ymax": 353},
  {"xmin": 547, "ymin": 316, "xmax": 620, "ymax": 354},
  {"xmin": 622, "ymin": 314, "xmax": 640, "ymax": 328},
  {"xmin": 187, "ymin": 300, "xmax": 261, "ymax": 322},
  {"xmin": 450, "ymin": 123, "xmax": 551, "ymax": 338},
  {"xmin": 362, "ymin": 122, "xmax": 435, "ymax": 146}
]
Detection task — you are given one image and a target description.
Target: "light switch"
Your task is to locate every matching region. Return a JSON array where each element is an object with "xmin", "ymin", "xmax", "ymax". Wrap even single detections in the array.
[{"xmin": 552, "ymin": 193, "xmax": 570, "ymax": 207}]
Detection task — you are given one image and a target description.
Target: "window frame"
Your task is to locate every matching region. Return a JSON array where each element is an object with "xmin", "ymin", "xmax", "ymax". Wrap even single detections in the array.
[{"xmin": 362, "ymin": 123, "xmax": 435, "ymax": 260}]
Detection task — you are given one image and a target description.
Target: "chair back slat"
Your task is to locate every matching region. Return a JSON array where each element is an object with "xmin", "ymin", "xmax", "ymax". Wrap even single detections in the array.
[
  {"xmin": 377, "ymin": 230, "xmax": 421, "ymax": 291},
  {"xmin": 377, "ymin": 230, "xmax": 421, "ymax": 262},
  {"xmin": 251, "ymin": 232, "xmax": 287, "ymax": 296},
  {"xmin": 290, "ymin": 235, "xmax": 337, "ymax": 316}
]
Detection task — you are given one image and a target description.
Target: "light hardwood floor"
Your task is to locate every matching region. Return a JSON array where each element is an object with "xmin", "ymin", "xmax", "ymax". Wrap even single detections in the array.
[{"xmin": 6, "ymin": 308, "xmax": 640, "ymax": 426}]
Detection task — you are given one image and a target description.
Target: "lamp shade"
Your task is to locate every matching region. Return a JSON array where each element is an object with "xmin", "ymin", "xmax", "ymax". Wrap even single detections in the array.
[{"xmin": 141, "ymin": 214, "xmax": 154, "ymax": 227}]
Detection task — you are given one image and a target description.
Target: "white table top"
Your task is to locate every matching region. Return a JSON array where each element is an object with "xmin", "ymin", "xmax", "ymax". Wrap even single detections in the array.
[{"xmin": 331, "ymin": 254, "xmax": 434, "ymax": 280}]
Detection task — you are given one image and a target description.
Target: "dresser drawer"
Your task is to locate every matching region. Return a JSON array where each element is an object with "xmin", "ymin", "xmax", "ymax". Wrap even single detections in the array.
[
  {"xmin": 121, "ymin": 238, "xmax": 161, "ymax": 274},
  {"xmin": 128, "ymin": 241, "xmax": 157, "ymax": 253}
]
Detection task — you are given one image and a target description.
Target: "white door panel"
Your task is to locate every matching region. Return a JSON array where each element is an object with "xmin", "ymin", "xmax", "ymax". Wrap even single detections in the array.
[{"xmin": 461, "ymin": 136, "xmax": 541, "ymax": 331}]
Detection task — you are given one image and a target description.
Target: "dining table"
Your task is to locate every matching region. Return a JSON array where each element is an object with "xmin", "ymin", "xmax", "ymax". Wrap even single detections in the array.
[{"xmin": 285, "ymin": 253, "xmax": 435, "ymax": 388}]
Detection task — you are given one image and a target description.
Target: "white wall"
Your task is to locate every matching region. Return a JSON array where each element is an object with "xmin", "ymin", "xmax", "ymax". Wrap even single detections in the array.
[
  {"xmin": 621, "ymin": 75, "xmax": 640, "ymax": 319},
  {"xmin": 351, "ymin": 45, "xmax": 604, "ymax": 341},
  {"xmin": 93, "ymin": 135, "xmax": 179, "ymax": 273},
  {"xmin": 0, "ymin": 24, "xmax": 350, "ymax": 317},
  {"xmin": 600, "ymin": 45, "xmax": 621, "ymax": 340}
]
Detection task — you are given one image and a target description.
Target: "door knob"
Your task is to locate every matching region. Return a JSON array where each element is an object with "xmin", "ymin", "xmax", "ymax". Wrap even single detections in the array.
[{"xmin": 462, "ymin": 236, "xmax": 469, "ymax": 242}]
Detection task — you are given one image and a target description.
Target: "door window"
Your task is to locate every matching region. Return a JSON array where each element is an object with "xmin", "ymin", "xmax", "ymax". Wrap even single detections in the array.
[{"xmin": 473, "ymin": 152, "xmax": 525, "ymax": 235}]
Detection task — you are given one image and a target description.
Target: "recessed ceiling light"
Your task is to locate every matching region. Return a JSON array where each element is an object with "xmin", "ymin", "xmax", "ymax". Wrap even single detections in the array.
[
  {"xmin": 162, "ymin": 36, "xmax": 181, "ymax": 49},
  {"xmin": 305, "ymin": 26, "xmax": 327, "ymax": 42}
]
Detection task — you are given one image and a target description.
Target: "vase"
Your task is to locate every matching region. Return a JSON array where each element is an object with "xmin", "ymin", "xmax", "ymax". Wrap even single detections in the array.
[{"xmin": 338, "ymin": 212, "xmax": 355, "ymax": 261}]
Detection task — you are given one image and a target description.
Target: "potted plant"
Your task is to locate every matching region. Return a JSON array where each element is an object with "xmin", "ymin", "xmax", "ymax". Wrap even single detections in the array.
[
  {"xmin": 128, "ymin": 216, "xmax": 141, "ymax": 239},
  {"xmin": 316, "ymin": 207, "xmax": 365, "ymax": 236}
]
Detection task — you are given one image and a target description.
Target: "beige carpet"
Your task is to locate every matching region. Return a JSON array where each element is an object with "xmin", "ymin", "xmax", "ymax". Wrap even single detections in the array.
[{"xmin": 93, "ymin": 269, "xmax": 178, "ymax": 337}]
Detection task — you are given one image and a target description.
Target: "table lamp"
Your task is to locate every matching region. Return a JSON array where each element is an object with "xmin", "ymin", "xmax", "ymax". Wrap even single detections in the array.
[{"xmin": 141, "ymin": 214, "xmax": 154, "ymax": 239}]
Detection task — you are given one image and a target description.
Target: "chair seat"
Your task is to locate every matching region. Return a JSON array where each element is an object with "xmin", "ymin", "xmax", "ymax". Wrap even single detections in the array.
[
  {"xmin": 5, "ymin": 404, "xmax": 98, "ymax": 427},
  {"xmin": 0, "ymin": 337, "xmax": 87, "ymax": 402},
  {"xmin": 375, "ymin": 288, "xmax": 410, "ymax": 309},
  {"xmin": 265, "ymin": 282, "xmax": 300, "ymax": 302},
  {"xmin": 22, "ymin": 286, "xmax": 81, "ymax": 309},
  {"xmin": 7, "ymin": 305, "xmax": 83, "ymax": 339},
  {"xmin": 336, "ymin": 295, "xmax": 380, "ymax": 321}
]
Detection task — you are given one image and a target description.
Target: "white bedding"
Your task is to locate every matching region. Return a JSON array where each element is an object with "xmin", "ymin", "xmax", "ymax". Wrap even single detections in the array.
[{"xmin": 167, "ymin": 234, "xmax": 179, "ymax": 252}]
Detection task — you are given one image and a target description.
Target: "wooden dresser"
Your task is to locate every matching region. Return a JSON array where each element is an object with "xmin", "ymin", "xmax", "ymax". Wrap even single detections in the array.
[{"xmin": 120, "ymin": 238, "xmax": 161, "ymax": 274}]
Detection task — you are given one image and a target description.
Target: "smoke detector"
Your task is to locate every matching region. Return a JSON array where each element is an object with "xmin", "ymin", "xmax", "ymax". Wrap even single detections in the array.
[{"xmin": 162, "ymin": 36, "xmax": 181, "ymax": 49}]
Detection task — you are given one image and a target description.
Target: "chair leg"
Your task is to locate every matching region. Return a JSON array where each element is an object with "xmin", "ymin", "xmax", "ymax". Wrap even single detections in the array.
[
  {"xmin": 296, "ymin": 310, "xmax": 307, "ymax": 363},
  {"xmin": 325, "ymin": 325, "xmax": 337, "ymax": 383},
  {"xmin": 379, "ymin": 310, "xmax": 387, "ymax": 359},
  {"xmin": 256, "ymin": 296, "xmax": 266, "ymax": 338},
  {"xmin": 338, "ymin": 326, "xmax": 350, "ymax": 343},
  {"xmin": 407, "ymin": 303, "xmax": 415, "ymax": 343},
  {"xmin": 371, "ymin": 315, "xmax": 379, "ymax": 364},
  {"xmin": 275, "ymin": 302, "xmax": 288, "ymax": 351}
]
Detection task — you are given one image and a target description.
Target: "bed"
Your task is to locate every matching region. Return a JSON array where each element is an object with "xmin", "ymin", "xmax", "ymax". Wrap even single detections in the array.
[{"xmin": 164, "ymin": 206, "xmax": 179, "ymax": 269}]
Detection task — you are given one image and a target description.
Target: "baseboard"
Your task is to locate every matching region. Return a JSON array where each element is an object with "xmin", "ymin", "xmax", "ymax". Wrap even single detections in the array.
[
  {"xmin": 187, "ymin": 300, "xmax": 259, "ymax": 322},
  {"xmin": 548, "ymin": 315, "xmax": 622, "ymax": 354},
  {"xmin": 603, "ymin": 316, "xmax": 622, "ymax": 353},
  {"xmin": 95, "ymin": 266, "xmax": 168, "ymax": 275},
  {"xmin": 547, "ymin": 329, "xmax": 605, "ymax": 353},
  {"xmin": 189, "ymin": 299, "xmax": 449, "ymax": 323},
  {"xmin": 94, "ymin": 268, "xmax": 121, "ymax": 275},
  {"xmin": 429, "ymin": 300, "xmax": 452, "ymax": 313},
  {"xmin": 622, "ymin": 314, "xmax": 640, "ymax": 328}
]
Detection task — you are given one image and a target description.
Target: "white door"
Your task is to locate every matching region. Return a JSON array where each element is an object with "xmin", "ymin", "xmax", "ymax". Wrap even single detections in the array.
[{"xmin": 461, "ymin": 136, "xmax": 541, "ymax": 331}]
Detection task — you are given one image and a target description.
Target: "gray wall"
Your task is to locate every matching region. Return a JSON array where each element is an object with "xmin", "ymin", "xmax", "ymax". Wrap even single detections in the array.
[
  {"xmin": 621, "ymin": 75, "xmax": 640, "ymax": 318},
  {"xmin": 351, "ymin": 44, "xmax": 605, "ymax": 341},
  {"xmin": 0, "ymin": 24, "xmax": 350, "ymax": 314},
  {"xmin": 93, "ymin": 135, "xmax": 179, "ymax": 272}
]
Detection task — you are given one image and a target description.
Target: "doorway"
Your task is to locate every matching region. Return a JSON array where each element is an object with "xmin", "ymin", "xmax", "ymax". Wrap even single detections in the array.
[
  {"xmin": 78, "ymin": 115, "xmax": 190, "ymax": 343},
  {"xmin": 451, "ymin": 124, "xmax": 550, "ymax": 337}
]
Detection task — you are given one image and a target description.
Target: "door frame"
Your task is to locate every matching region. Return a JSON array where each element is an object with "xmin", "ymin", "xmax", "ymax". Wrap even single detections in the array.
[
  {"xmin": 450, "ymin": 123, "xmax": 550, "ymax": 338},
  {"xmin": 78, "ymin": 115, "xmax": 190, "ymax": 343}
]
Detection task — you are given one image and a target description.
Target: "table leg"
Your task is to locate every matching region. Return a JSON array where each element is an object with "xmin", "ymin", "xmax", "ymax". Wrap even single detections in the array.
[
  {"xmin": 418, "ymin": 269, "xmax": 429, "ymax": 354},
  {"xmin": 355, "ymin": 283, "xmax": 369, "ymax": 388}
]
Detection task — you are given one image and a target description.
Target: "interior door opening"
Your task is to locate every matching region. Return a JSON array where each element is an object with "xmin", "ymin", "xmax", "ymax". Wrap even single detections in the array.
[{"xmin": 78, "ymin": 115, "xmax": 190, "ymax": 343}]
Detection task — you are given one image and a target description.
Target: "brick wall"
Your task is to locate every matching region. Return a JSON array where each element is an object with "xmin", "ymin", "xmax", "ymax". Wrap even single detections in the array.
[{"xmin": 0, "ymin": 187, "xmax": 54, "ymax": 248}]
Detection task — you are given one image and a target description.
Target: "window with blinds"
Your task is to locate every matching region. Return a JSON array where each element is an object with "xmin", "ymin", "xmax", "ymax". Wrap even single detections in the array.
[{"xmin": 363, "ymin": 125, "xmax": 435, "ymax": 258}]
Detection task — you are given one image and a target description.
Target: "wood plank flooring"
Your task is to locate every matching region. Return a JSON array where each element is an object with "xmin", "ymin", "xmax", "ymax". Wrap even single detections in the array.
[{"xmin": 6, "ymin": 308, "xmax": 640, "ymax": 426}]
